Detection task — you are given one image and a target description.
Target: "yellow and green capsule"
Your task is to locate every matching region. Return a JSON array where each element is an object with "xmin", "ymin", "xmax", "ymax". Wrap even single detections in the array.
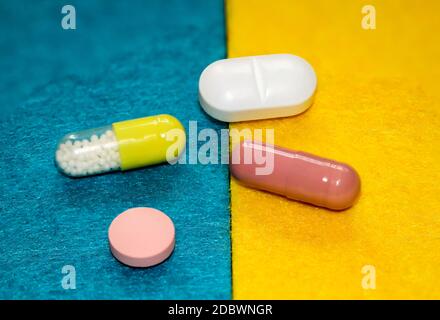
[{"xmin": 55, "ymin": 114, "xmax": 186, "ymax": 177}]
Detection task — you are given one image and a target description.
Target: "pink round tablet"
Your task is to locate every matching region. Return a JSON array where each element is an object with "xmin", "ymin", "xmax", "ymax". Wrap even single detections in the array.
[{"xmin": 108, "ymin": 207, "xmax": 175, "ymax": 268}]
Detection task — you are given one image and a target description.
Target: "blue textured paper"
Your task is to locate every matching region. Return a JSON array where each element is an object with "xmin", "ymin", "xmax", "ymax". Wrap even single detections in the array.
[{"xmin": 0, "ymin": 0, "xmax": 230, "ymax": 299}]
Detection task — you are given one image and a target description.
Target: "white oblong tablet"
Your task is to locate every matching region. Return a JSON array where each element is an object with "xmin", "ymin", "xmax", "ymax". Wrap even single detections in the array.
[{"xmin": 198, "ymin": 54, "xmax": 317, "ymax": 122}]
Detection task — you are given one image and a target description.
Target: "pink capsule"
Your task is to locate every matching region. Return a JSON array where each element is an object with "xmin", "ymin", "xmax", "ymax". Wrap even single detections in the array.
[{"xmin": 230, "ymin": 141, "xmax": 361, "ymax": 210}]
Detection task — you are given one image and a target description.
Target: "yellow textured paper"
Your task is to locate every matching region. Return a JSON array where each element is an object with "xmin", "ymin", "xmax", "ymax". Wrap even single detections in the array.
[{"xmin": 227, "ymin": 0, "xmax": 440, "ymax": 299}]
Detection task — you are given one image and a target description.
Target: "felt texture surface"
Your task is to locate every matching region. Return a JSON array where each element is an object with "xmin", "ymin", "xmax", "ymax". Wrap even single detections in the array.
[
  {"xmin": 227, "ymin": 0, "xmax": 440, "ymax": 299},
  {"xmin": 0, "ymin": 0, "xmax": 230, "ymax": 299}
]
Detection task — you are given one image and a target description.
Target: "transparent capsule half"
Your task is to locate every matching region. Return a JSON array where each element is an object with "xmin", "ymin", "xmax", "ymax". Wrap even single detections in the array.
[{"xmin": 56, "ymin": 125, "xmax": 122, "ymax": 177}]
